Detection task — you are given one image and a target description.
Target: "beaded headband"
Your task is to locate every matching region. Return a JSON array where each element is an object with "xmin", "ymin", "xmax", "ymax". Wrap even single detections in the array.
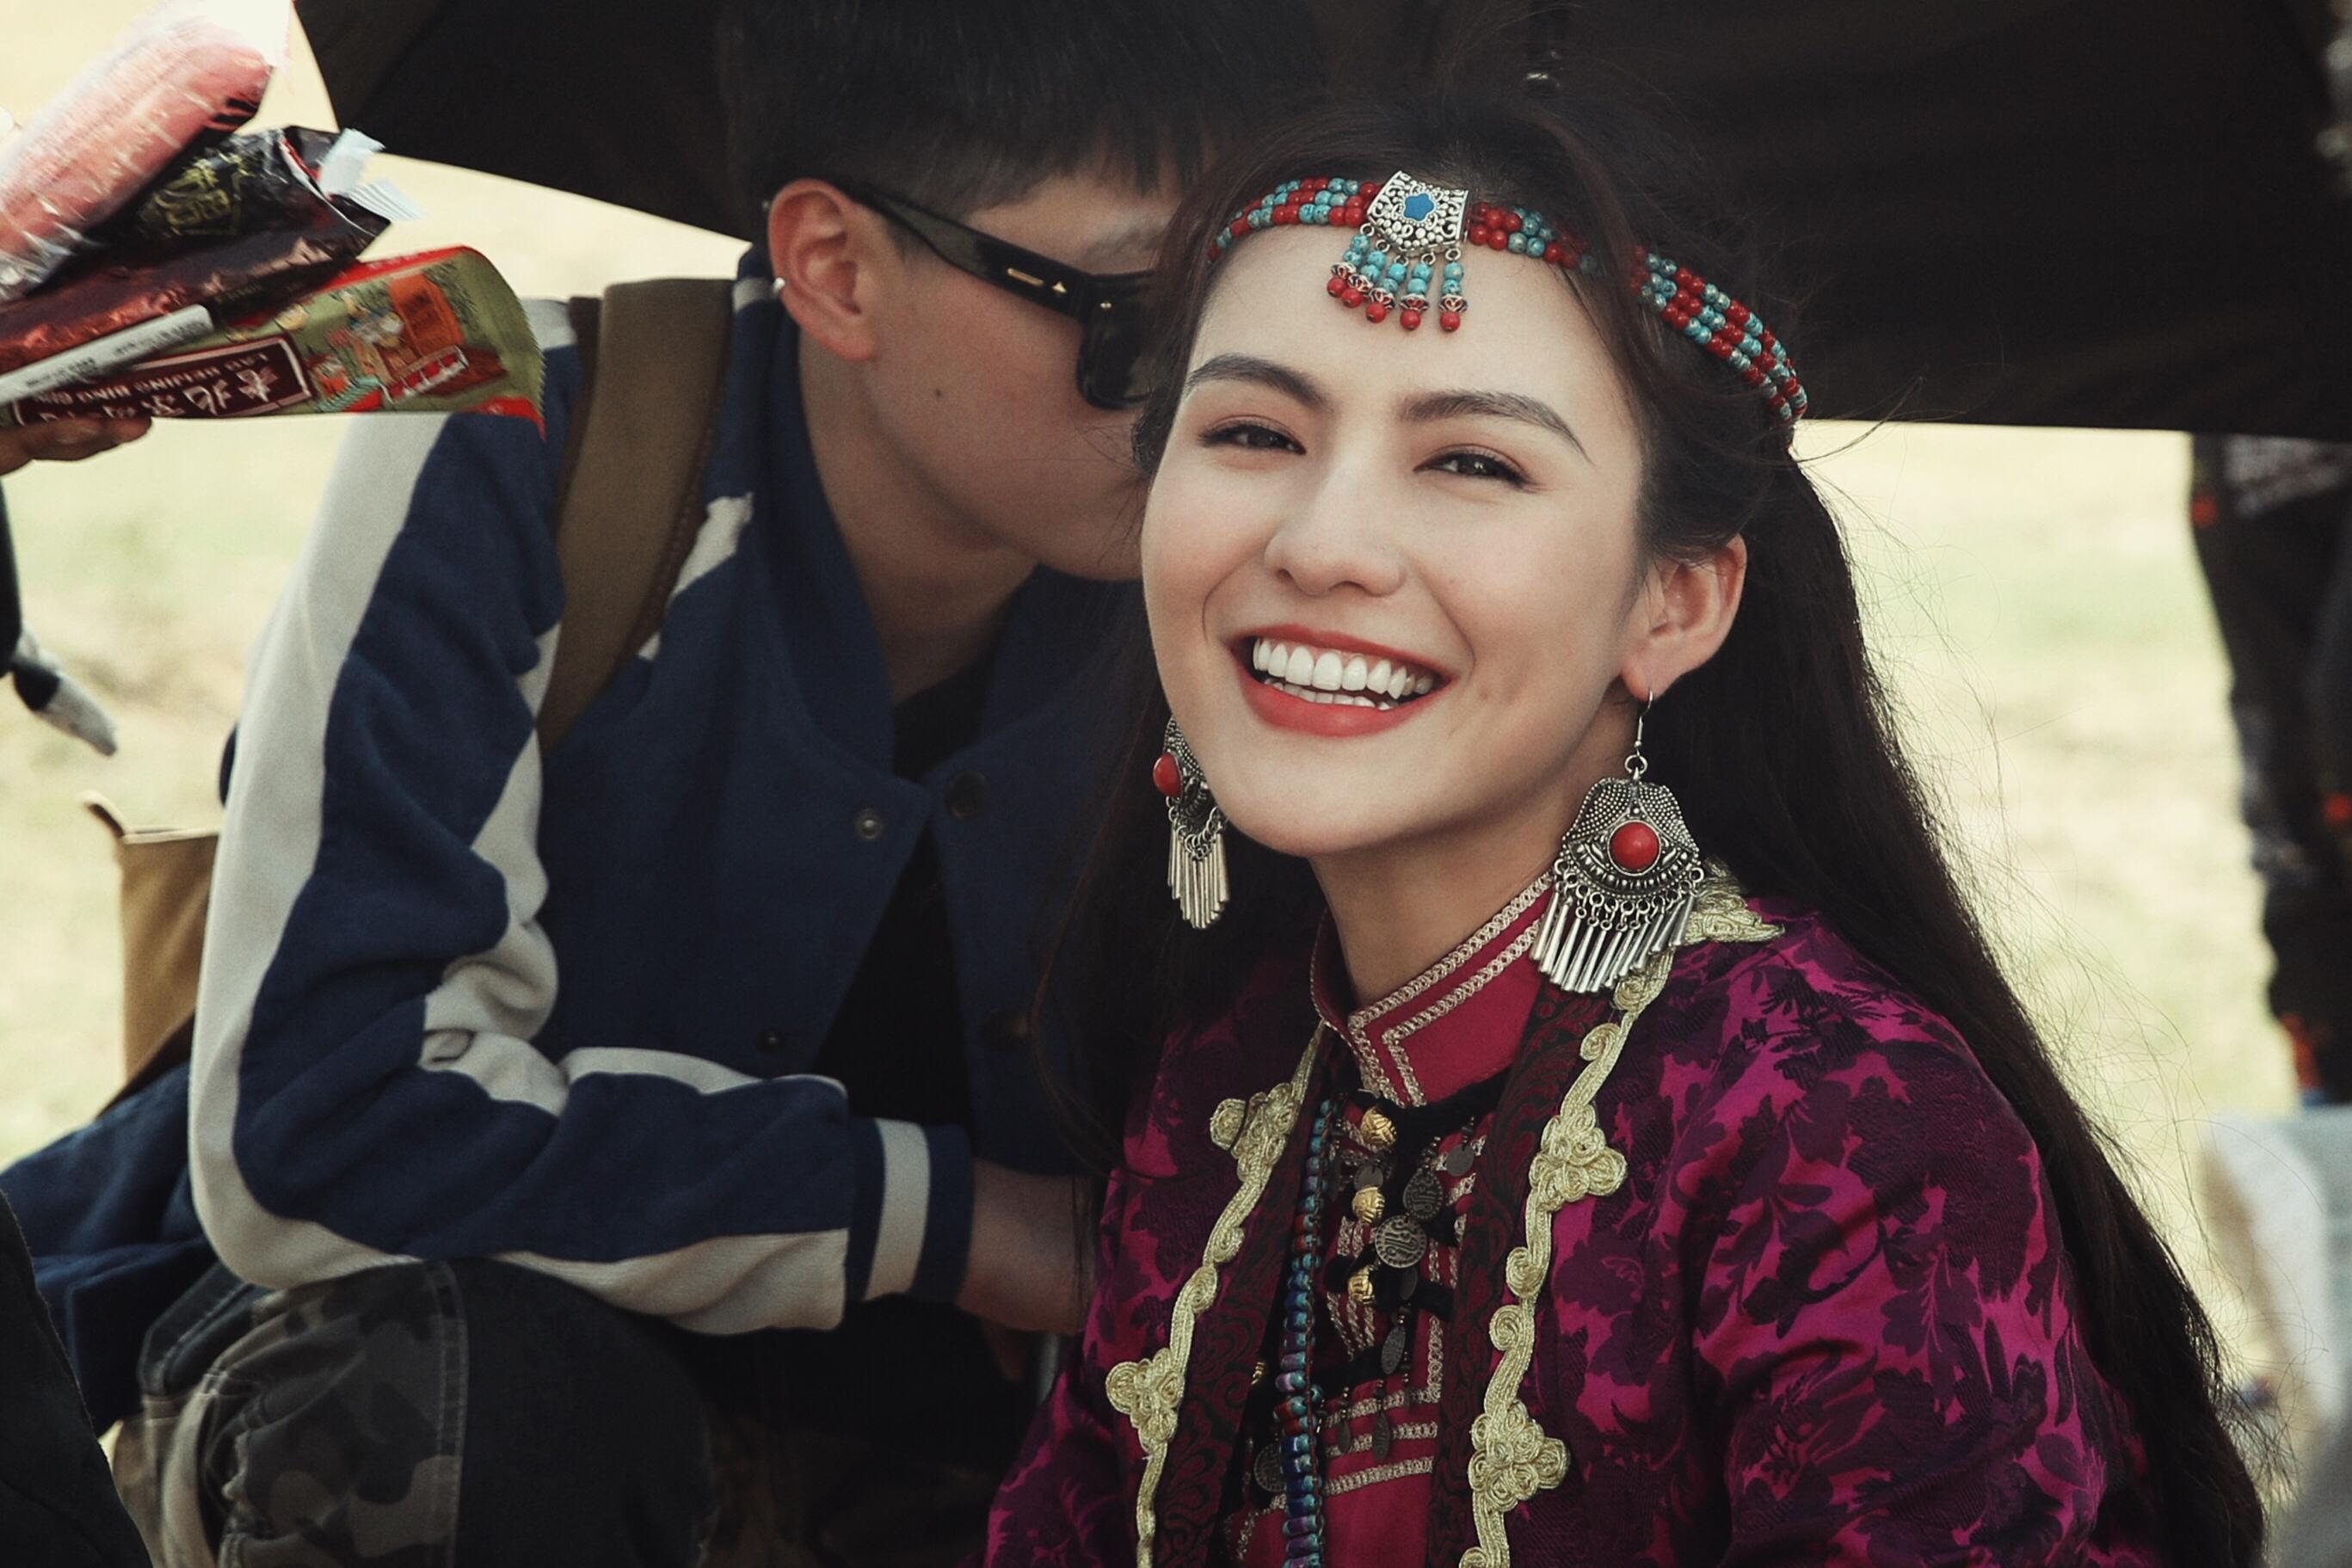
[{"xmin": 1206, "ymin": 172, "xmax": 1808, "ymax": 424}]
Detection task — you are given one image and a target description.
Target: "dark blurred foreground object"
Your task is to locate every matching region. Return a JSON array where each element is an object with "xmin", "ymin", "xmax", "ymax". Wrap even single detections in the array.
[
  {"xmin": 0, "ymin": 1191, "xmax": 151, "ymax": 1567},
  {"xmin": 299, "ymin": 0, "xmax": 2352, "ymax": 438},
  {"xmin": 2189, "ymin": 436, "xmax": 2352, "ymax": 1101}
]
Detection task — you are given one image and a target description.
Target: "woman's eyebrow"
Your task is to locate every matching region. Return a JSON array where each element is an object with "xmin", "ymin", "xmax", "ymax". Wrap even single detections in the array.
[
  {"xmin": 1184, "ymin": 353, "xmax": 1327, "ymax": 407},
  {"xmin": 1400, "ymin": 388, "xmax": 1586, "ymax": 459}
]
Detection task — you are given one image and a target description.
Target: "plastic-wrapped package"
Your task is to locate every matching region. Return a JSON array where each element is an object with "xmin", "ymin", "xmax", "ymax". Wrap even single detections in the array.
[
  {"xmin": 101, "ymin": 127, "xmax": 415, "ymax": 251},
  {"xmin": 0, "ymin": 0, "xmax": 289, "ymax": 303},
  {"xmin": 1, "ymin": 249, "xmax": 545, "ymax": 427},
  {"xmin": 0, "ymin": 191, "xmax": 389, "ymax": 380}
]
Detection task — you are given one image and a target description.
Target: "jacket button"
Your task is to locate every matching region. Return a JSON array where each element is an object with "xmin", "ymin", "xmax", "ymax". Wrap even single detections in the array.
[
  {"xmin": 945, "ymin": 772, "xmax": 988, "ymax": 821},
  {"xmin": 852, "ymin": 806, "xmax": 886, "ymax": 841},
  {"xmin": 983, "ymin": 1008, "xmax": 1033, "ymax": 1054},
  {"xmin": 758, "ymin": 1029, "xmax": 788, "ymax": 1056}
]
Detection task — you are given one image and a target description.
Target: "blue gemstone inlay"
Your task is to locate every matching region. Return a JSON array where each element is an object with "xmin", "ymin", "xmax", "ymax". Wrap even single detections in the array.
[{"xmin": 1401, "ymin": 190, "xmax": 1436, "ymax": 223}]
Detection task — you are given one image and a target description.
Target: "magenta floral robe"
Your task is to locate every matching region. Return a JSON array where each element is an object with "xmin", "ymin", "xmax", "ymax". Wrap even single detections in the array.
[{"xmin": 981, "ymin": 871, "xmax": 2169, "ymax": 1566}]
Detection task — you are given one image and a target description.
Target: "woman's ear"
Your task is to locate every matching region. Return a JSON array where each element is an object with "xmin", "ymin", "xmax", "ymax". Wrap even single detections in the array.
[
  {"xmin": 765, "ymin": 179, "xmax": 891, "ymax": 365},
  {"xmin": 1622, "ymin": 535, "xmax": 1748, "ymax": 699}
]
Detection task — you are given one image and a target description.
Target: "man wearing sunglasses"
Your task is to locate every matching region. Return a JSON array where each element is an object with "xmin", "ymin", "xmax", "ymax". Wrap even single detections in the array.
[{"xmin": 55, "ymin": 2, "xmax": 1327, "ymax": 1565}]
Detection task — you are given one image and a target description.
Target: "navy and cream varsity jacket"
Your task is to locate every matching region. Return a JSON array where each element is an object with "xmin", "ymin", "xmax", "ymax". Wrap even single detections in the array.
[{"xmin": 8, "ymin": 255, "xmax": 1130, "ymax": 1405}]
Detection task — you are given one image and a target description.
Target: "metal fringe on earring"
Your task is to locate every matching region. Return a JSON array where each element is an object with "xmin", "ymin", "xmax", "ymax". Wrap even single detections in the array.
[
  {"xmin": 1157, "ymin": 717, "xmax": 1228, "ymax": 929},
  {"xmin": 1530, "ymin": 704, "xmax": 1705, "ymax": 992}
]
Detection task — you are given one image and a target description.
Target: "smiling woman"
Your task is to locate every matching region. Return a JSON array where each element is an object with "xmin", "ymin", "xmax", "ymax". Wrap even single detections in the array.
[{"xmin": 983, "ymin": 88, "xmax": 2265, "ymax": 1568}]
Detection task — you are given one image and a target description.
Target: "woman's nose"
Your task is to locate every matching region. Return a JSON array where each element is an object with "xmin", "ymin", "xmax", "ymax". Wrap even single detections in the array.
[{"xmin": 1261, "ymin": 460, "xmax": 1407, "ymax": 599}]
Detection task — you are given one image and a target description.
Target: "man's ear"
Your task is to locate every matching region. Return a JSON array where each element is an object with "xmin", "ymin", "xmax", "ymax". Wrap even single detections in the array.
[
  {"xmin": 1622, "ymin": 535, "xmax": 1748, "ymax": 700},
  {"xmin": 765, "ymin": 179, "xmax": 890, "ymax": 364}
]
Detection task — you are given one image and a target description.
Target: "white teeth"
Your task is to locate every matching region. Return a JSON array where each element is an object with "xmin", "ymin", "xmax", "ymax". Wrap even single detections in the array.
[{"xmin": 1247, "ymin": 638, "xmax": 1440, "ymax": 704}]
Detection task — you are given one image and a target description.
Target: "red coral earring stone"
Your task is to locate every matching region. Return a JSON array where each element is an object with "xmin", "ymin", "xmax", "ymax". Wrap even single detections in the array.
[{"xmin": 1608, "ymin": 820, "xmax": 1660, "ymax": 872}]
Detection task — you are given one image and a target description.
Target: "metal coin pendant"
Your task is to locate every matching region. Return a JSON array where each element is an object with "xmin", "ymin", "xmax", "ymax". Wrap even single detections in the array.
[
  {"xmin": 1380, "ymin": 1320, "xmax": 1411, "ymax": 1375},
  {"xmin": 1374, "ymin": 1214, "xmax": 1428, "ymax": 1270},
  {"xmin": 1254, "ymin": 1442, "xmax": 1284, "ymax": 1494},
  {"xmin": 1440, "ymin": 1141, "xmax": 1475, "ymax": 1177},
  {"xmin": 1373, "ymin": 1410, "xmax": 1394, "ymax": 1459},
  {"xmin": 1404, "ymin": 1165, "xmax": 1442, "ymax": 1221}
]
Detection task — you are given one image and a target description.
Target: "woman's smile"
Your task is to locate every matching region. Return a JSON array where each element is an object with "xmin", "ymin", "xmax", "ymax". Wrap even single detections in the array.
[{"xmin": 1231, "ymin": 624, "xmax": 1449, "ymax": 736}]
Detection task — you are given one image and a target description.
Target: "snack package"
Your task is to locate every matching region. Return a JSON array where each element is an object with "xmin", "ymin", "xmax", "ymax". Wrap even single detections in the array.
[
  {"xmin": 0, "ymin": 193, "xmax": 389, "ymax": 378},
  {"xmin": 101, "ymin": 127, "xmax": 414, "ymax": 250},
  {"xmin": 2, "ymin": 249, "xmax": 545, "ymax": 428},
  {"xmin": 0, "ymin": 0, "xmax": 289, "ymax": 302}
]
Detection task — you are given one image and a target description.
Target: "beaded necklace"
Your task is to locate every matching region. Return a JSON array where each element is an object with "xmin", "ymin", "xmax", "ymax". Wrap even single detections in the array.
[{"xmin": 1274, "ymin": 1095, "xmax": 1337, "ymax": 1564}]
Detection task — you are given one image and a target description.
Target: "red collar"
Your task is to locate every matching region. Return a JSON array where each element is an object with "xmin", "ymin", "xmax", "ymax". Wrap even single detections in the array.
[{"xmin": 1308, "ymin": 872, "xmax": 1554, "ymax": 1106}]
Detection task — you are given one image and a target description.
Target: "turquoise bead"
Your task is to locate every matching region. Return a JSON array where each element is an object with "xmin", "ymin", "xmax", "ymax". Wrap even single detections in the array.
[{"xmin": 1506, "ymin": 234, "xmax": 1526, "ymax": 254}]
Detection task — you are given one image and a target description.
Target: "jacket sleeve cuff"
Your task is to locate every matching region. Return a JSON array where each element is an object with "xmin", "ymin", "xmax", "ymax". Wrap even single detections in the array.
[{"xmin": 846, "ymin": 1118, "xmax": 974, "ymax": 1306}]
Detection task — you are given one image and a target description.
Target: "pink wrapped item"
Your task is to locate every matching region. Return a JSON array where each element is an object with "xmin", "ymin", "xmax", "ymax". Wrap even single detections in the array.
[{"xmin": 0, "ymin": 0, "xmax": 289, "ymax": 303}]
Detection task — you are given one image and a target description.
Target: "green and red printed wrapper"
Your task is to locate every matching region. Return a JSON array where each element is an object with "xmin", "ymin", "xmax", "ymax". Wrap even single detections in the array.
[{"xmin": 0, "ymin": 247, "xmax": 544, "ymax": 429}]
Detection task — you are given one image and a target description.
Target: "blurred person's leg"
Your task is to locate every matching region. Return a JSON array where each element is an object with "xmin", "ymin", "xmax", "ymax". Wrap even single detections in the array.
[
  {"xmin": 114, "ymin": 1258, "xmax": 722, "ymax": 1567},
  {"xmin": 2191, "ymin": 434, "xmax": 2352, "ymax": 1101}
]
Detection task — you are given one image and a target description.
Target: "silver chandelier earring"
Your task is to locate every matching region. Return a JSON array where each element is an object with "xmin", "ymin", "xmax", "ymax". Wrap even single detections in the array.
[
  {"xmin": 1153, "ymin": 716, "xmax": 1229, "ymax": 929},
  {"xmin": 1530, "ymin": 695, "xmax": 1706, "ymax": 993}
]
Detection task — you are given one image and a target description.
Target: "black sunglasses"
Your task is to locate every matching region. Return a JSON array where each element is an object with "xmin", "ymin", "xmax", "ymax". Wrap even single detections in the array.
[{"xmin": 831, "ymin": 181, "xmax": 1156, "ymax": 411}]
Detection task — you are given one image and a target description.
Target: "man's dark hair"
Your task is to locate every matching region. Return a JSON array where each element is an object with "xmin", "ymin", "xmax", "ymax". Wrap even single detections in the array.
[{"xmin": 715, "ymin": 0, "xmax": 1327, "ymax": 236}]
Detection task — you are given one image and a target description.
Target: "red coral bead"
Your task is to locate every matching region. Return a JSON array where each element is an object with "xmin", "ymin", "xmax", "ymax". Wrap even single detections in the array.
[
  {"xmin": 1401, "ymin": 309, "xmax": 1423, "ymax": 330},
  {"xmin": 1327, "ymin": 274, "xmax": 1347, "ymax": 296},
  {"xmin": 1340, "ymin": 286, "xmax": 1364, "ymax": 307},
  {"xmin": 1365, "ymin": 299, "xmax": 1389, "ymax": 323},
  {"xmin": 1503, "ymin": 211, "xmax": 1522, "ymax": 232},
  {"xmin": 1228, "ymin": 218, "xmax": 1251, "ymax": 239},
  {"xmin": 1152, "ymin": 753, "xmax": 1184, "ymax": 798},
  {"xmin": 1439, "ymin": 310, "xmax": 1462, "ymax": 332},
  {"xmin": 1609, "ymin": 820, "xmax": 1660, "ymax": 873}
]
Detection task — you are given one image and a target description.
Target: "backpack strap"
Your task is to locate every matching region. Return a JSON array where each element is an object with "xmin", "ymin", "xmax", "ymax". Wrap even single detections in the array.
[{"xmin": 537, "ymin": 278, "xmax": 736, "ymax": 750}]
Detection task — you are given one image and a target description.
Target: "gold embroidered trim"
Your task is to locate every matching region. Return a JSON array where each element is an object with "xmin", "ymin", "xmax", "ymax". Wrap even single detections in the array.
[
  {"xmin": 1353, "ymin": 872, "xmax": 1552, "ymax": 1024},
  {"xmin": 1327, "ymin": 1454, "xmax": 1438, "ymax": 1496},
  {"xmin": 1686, "ymin": 858, "xmax": 1783, "ymax": 945},
  {"xmin": 1106, "ymin": 1028, "xmax": 1323, "ymax": 1568},
  {"xmin": 1233, "ymin": 1448, "xmax": 1442, "ymax": 1553},
  {"xmin": 1326, "ymin": 1316, "xmax": 1444, "ymax": 1420},
  {"xmin": 1459, "ymin": 865, "xmax": 1772, "ymax": 1568},
  {"xmin": 1327, "ymin": 1419, "xmax": 1441, "ymax": 1458}
]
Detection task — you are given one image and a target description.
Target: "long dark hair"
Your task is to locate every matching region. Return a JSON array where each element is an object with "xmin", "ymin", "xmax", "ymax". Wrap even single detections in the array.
[{"xmin": 1039, "ymin": 85, "xmax": 2261, "ymax": 1561}]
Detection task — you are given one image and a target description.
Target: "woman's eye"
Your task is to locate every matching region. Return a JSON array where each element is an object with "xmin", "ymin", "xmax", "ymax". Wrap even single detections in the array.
[
  {"xmin": 1427, "ymin": 449, "xmax": 1526, "ymax": 485},
  {"xmin": 1202, "ymin": 421, "xmax": 1301, "ymax": 454}
]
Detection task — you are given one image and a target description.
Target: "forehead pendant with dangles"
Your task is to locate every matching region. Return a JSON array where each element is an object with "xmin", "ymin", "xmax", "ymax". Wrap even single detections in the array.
[{"xmin": 1204, "ymin": 170, "xmax": 1808, "ymax": 423}]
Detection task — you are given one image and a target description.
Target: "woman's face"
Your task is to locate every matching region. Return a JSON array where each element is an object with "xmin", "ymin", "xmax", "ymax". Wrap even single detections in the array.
[{"xmin": 1142, "ymin": 224, "xmax": 1660, "ymax": 865}]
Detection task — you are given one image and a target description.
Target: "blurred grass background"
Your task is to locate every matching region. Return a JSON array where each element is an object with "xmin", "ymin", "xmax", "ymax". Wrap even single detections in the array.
[{"xmin": 0, "ymin": 0, "xmax": 2300, "ymax": 1449}]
